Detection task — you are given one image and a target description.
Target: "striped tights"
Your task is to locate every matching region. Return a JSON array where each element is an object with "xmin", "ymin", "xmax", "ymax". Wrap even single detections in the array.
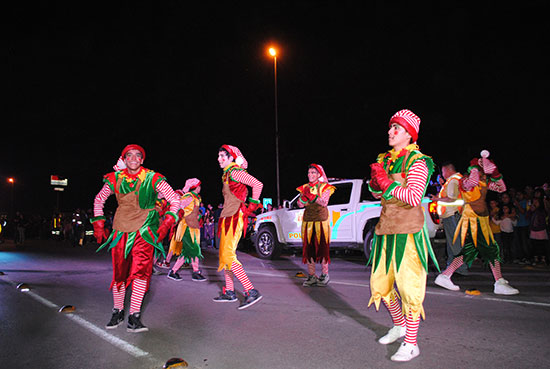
[
  {"xmin": 172, "ymin": 257, "xmax": 200, "ymax": 272},
  {"xmin": 443, "ymin": 255, "xmax": 503, "ymax": 281},
  {"xmin": 112, "ymin": 279, "xmax": 148, "ymax": 314},
  {"xmin": 224, "ymin": 261, "xmax": 254, "ymax": 292},
  {"xmin": 307, "ymin": 259, "xmax": 329, "ymax": 276},
  {"xmin": 384, "ymin": 297, "xmax": 420, "ymax": 345}
]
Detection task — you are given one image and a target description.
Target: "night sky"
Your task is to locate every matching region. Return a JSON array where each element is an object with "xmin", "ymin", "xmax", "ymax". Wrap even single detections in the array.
[{"xmin": 5, "ymin": 1, "xmax": 549, "ymax": 216}]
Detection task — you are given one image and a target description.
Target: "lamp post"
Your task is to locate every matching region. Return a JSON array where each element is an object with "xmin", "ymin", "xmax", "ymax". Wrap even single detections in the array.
[
  {"xmin": 7, "ymin": 177, "xmax": 14, "ymax": 218},
  {"xmin": 268, "ymin": 47, "xmax": 281, "ymax": 208}
]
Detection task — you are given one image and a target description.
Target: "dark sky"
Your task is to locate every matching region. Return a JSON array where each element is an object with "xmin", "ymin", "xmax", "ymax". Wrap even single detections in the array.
[{"xmin": 5, "ymin": 1, "xmax": 550, "ymax": 216}]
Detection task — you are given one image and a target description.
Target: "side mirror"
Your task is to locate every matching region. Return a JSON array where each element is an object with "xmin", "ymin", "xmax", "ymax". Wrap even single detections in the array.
[{"xmin": 283, "ymin": 200, "xmax": 291, "ymax": 209}]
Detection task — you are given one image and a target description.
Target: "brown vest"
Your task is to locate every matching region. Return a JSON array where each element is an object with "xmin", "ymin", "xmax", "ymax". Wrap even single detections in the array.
[
  {"xmin": 112, "ymin": 178, "xmax": 152, "ymax": 233},
  {"xmin": 184, "ymin": 198, "xmax": 201, "ymax": 228},
  {"xmin": 303, "ymin": 202, "xmax": 329, "ymax": 222},
  {"xmin": 375, "ymin": 171, "xmax": 425, "ymax": 236},
  {"xmin": 467, "ymin": 183, "xmax": 489, "ymax": 216},
  {"xmin": 220, "ymin": 182, "xmax": 244, "ymax": 218}
]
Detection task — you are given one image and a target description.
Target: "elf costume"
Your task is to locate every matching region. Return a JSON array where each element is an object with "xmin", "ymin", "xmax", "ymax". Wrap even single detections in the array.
[
  {"xmin": 368, "ymin": 109, "xmax": 436, "ymax": 362},
  {"xmin": 296, "ymin": 164, "xmax": 335, "ymax": 286},
  {"xmin": 91, "ymin": 144, "xmax": 180, "ymax": 332},
  {"xmin": 213, "ymin": 145, "xmax": 264, "ymax": 309},
  {"xmin": 434, "ymin": 152, "xmax": 519, "ymax": 295},
  {"xmin": 167, "ymin": 178, "xmax": 206, "ymax": 282}
]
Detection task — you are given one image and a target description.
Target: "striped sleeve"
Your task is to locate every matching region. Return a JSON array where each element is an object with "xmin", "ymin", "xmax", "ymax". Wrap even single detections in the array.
[
  {"xmin": 93, "ymin": 183, "xmax": 113, "ymax": 217},
  {"xmin": 488, "ymin": 177, "xmax": 507, "ymax": 193},
  {"xmin": 390, "ymin": 160, "xmax": 429, "ymax": 207},
  {"xmin": 156, "ymin": 180, "xmax": 181, "ymax": 215},
  {"xmin": 231, "ymin": 170, "xmax": 263, "ymax": 200},
  {"xmin": 461, "ymin": 167, "xmax": 480, "ymax": 191}
]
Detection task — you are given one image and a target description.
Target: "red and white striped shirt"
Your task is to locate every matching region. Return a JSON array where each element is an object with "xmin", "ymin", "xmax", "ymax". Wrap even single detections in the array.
[
  {"xmin": 461, "ymin": 167, "xmax": 506, "ymax": 193},
  {"xmin": 93, "ymin": 180, "xmax": 180, "ymax": 218},
  {"xmin": 390, "ymin": 159, "xmax": 429, "ymax": 207},
  {"xmin": 230, "ymin": 169, "xmax": 263, "ymax": 200}
]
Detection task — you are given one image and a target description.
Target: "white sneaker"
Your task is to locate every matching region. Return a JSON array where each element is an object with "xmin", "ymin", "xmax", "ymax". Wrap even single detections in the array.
[
  {"xmin": 391, "ymin": 342, "xmax": 420, "ymax": 362},
  {"xmin": 494, "ymin": 278, "xmax": 519, "ymax": 295},
  {"xmin": 317, "ymin": 274, "xmax": 330, "ymax": 287},
  {"xmin": 378, "ymin": 325, "xmax": 406, "ymax": 345},
  {"xmin": 434, "ymin": 274, "xmax": 460, "ymax": 291}
]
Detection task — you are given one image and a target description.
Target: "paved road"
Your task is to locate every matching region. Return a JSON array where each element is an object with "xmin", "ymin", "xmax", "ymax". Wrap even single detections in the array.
[{"xmin": 1, "ymin": 239, "xmax": 549, "ymax": 369}]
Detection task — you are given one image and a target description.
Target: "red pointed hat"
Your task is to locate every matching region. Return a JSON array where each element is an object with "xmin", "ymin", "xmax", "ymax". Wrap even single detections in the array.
[
  {"xmin": 121, "ymin": 144, "xmax": 146, "ymax": 160},
  {"xmin": 183, "ymin": 178, "xmax": 201, "ymax": 192},
  {"xmin": 221, "ymin": 144, "xmax": 248, "ymax": 169},
  {"xmin": 389, "ymin": 109, "xmax": 421, "ymax": 142},
  {"xmin": 309, "ymin": 163, "xmax": 328, "ymax": 183}
]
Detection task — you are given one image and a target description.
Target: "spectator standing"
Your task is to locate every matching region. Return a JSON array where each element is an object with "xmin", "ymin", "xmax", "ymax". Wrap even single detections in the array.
[
  {"xmin": 513, "ymin": 191, "xmax": 531, "ymax": 264},
  {"xmin": 491, "ymin": 204, "xmax": 517, "ymax": 264},
  {"xmin": 526, "ymin": 197, "xmax": 549, "ymax": 265}
]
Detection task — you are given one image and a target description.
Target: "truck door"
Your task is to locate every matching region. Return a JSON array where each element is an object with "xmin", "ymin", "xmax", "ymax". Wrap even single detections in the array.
[
  {"xmin": 328, "ymin": 182, "xmax": 354, "ymax": 243},
  {"xmin": 281, "ymin": 197, "xmax": 305, "ymax": 245}
]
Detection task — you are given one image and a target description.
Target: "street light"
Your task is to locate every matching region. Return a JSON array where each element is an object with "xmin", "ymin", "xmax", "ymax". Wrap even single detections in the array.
[
  {"xmin": 268, "ymin": 46, "xmax": 281, "ymax": 208},
  {"xmin": 7, "ymin": 177, "xmax": 14, "ymax": 218}
]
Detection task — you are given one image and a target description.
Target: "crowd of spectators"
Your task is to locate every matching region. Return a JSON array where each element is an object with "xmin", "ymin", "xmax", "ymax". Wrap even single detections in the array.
[{"xmin": 487, "ymin": 183, "xmax": 550, "ymax": 266}]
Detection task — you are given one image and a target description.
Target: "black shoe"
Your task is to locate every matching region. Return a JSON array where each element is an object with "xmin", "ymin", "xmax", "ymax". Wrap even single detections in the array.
[
  {"xmin": 238, "ymin": 289, "xmax": 263, "ymax": 310},
  {"xmin": 105, "ymin": 308, "xmax": 124, "ymax": 329},
  {"xmin": 213, "ymin": 289, "xmax": 238, "ymax": 302},
  {"xmin": 167, "ymin": 270, "xmax": 182, "ymax": 281},
  {"xmin": 191, "ymin": 271, "xmax": 207, "ymax": 282},
  {"xmin": 127, "ymin": 312, "xmax": 148, "ymax": 333}
]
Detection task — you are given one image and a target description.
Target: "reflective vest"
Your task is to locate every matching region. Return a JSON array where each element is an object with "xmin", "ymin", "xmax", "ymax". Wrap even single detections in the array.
[{"xmin": 437, "ymin": 173, "xmax": 463, "ymax": 217}]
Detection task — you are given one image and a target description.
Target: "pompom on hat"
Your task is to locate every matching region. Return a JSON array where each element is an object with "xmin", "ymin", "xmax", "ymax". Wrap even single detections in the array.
[
  {"xmin": 309, "ymin": 163, "xmax": 328, "ymax": 183},
  {"xmin": 183, "ymin": 178, "xmax": 201, "ymax": 193},
  {"xmin": 389, "ymin": 109, "xmax": 421, "ymax": 143},
  {"xmin": 221, "ymin": 144, "xmax": 248, "ymax": 169}
]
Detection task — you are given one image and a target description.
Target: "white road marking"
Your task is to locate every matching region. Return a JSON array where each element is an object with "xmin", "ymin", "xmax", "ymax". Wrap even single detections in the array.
[{"xmin": 3, "ymin": 277, "xmax": 152, "ymax": 359}]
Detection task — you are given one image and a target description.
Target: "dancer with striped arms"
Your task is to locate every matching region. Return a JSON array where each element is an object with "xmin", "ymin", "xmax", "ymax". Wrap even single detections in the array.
[
  {"xmin": 213, "ymin": 144, "xmax": 264, "ymax": 309},
  {"xmin": 434, "ymin": 150, "xmax": 519, "ymax": 295},
  {"xmin": 91, "ymin": 144, "xmax": 180, "ymax": 332},
  {"xmin": 368, "ymin": 109, "xmax": 438, "ymax": 362}
]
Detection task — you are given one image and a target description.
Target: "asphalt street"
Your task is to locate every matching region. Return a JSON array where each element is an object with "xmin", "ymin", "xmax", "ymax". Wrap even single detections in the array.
[{"xmin": 1, "ymin": 239, "xmax": 549, "ymax": 369}]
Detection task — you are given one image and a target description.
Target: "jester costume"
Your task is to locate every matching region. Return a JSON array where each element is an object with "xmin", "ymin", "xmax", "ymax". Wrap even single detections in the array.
[
  {"xmin": 213, "ymin": 144, "xmax": 263, "ymax": 309},
  {"xmin": 435, "ymin": 154, "xmax": 519, "ymax": 295},
  {"xmin": 218, "ymin": 162, "xmax": 257, "ymax": 271},
  {"xmin": 170, "ymin": 190, "xmax": 203, "ymax": 263},
  {"xmin": 93, "ymin": 167, "xmax": 179, "ymax": 289},
  {"xmin": 367, "ymin": 109, "xmax": 436, "ymax": 362},
  {"xmin": 368, "ymin": 143, "xmax": 437, "ymax": 320},
  {"xmin": 297, "ymin": 180, "xmax": 335, "ymax": 264},
  {"xmin": 91, "ymin": 144, "xmax": 180, "ymax": 332}
]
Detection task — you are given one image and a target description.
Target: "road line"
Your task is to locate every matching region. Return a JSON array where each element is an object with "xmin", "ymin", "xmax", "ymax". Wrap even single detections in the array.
[
  {"xmin": 3, "ymin": 277, "xmax": 152, "ymax": 359},
  {"xmin": 241, "ymin": 269, "xmax": 550, "ymax": 308}
]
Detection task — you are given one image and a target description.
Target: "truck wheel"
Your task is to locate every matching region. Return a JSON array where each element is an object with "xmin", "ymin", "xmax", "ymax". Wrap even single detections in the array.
[
  {"xmin": 255, "ymin": 227, "xmax": 281, "ymax": 260},
  {"xmin": 363, "ymin": 227, "xmax": 375, "ymax": 260}
]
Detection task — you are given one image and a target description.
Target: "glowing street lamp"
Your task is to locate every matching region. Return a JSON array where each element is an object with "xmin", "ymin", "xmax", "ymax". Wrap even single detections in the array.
[{"xmin": 267, "ymin": 46, "xmax": 281, "ymax": 208}]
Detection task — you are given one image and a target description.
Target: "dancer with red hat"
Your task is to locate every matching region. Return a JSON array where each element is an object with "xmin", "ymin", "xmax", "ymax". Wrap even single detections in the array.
[
  {"xmin": 368, "ymin": 109, "xmax": 437, "ymax": 361},
  {"xmin": 91, "ymin": 144, "xmax": 180, "ymax": 332},
  {"xmin": 213, "ymin": 145, "xmax": 264, "ymax": 309},
  {"xmin": 297, "ymin": 164, "xmax": 336, "ymax": 286},
  {"xmin": 434, "ymin": 151, "xmax": 519, "ymax": 295},
  {"xmin": 167, "ymin": 178, "xmax": 207, "ymax": 282}
]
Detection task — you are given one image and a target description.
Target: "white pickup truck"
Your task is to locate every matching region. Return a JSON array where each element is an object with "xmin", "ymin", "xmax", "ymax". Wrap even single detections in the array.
[{"xmin": 252, "ymin": 179, "xmax": 442, "ymax": 259}]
